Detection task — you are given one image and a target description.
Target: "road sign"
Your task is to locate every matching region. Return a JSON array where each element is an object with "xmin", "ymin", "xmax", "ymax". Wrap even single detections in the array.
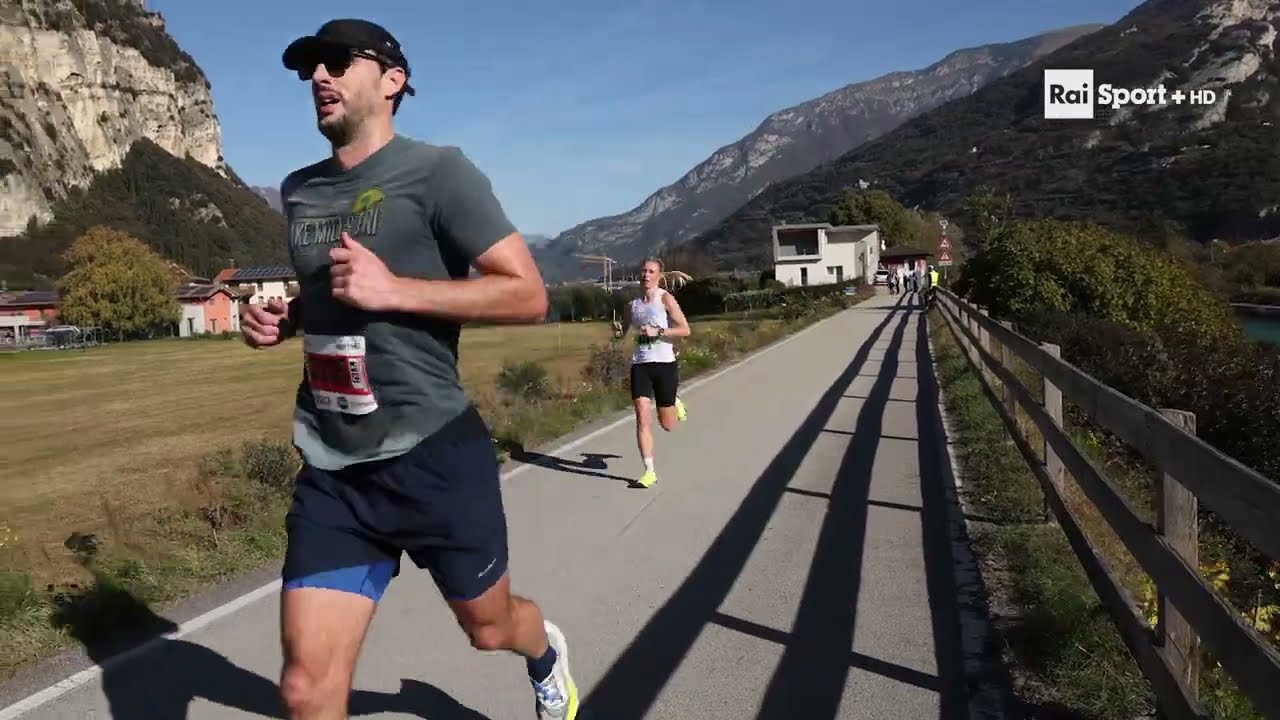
[
  {"xmin": 939, "ymin": 237, "xmax": 952, "ymax": 250},
  {"xmin": 939, "ymin": 249, "xmax": 953, "ymax": 267}
]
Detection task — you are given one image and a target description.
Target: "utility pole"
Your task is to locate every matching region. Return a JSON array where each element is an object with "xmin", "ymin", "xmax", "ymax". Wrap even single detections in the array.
[{"xmin": 573, "ymin": 253, "xmax": 619, "ymax": 322}]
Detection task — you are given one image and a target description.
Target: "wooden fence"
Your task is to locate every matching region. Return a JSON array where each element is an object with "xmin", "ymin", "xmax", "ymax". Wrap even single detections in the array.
[{"xmin": 933, "ymin": 288, "xmax": 1280, "ymax": 720}]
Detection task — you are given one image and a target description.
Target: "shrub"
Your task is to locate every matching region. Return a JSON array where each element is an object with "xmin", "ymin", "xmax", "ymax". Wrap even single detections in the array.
[
  {"xmin": 723, "ymin": 289, "xmax": 782, "ymax": 312},
  {"xmin": 240, "ymin": 439, "xmax": 295, "ymax": 491},
  {"xmin": 955, "ymin": 218, "xmax": 1238, "ymax": 341},
  {"xmin": 780, "ymin": 294, "xmax": 817, "ymax": 321},
  {"xmin": 582, "ymin": 343, "xmax": 629, "ymax": 387},
  {"xmin": 672, "ymin": 277, "xmax": 752, "ymax": 315},
  {"xmin": 0, "ymin": 572, "xmax": 36, "ymax": 625},
  {"xmin": 697, "ymin": 329, "xmax": 737, "ymax": 361},
  {"xmin": 677, "ymin": 345, "xmax": 718, "ymax": 373},
  {"xmin": 496, "ymin": 359, "xmax": 551, "ymax": 401}
]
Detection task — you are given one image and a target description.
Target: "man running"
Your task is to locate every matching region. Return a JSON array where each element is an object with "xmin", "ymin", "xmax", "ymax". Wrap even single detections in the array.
[
  {"xmin": 239, "ymin": 19, "xmax": 577, "ymax": 719},
  {"xmin": 611, "ymin": 258, "xmax": 691, "ymax": 488}
]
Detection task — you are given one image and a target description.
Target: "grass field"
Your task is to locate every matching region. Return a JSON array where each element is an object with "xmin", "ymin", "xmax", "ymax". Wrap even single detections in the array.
[
  {"xmin": 0, "ymin": 289, "xmax": 863, "ymax": 679},
  {"xmin": 0, "ymin": 318, "xmax": 751, "ymax": 589}
]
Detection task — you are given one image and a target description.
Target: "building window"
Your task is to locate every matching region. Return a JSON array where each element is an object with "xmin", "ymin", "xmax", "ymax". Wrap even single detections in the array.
[{"xmin": 800, "ymin": 268, "xmax": 808, "ymax": 286}]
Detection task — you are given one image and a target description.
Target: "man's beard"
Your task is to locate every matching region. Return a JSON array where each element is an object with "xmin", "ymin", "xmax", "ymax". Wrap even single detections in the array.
[{"xmin": 318, "ymin": 109, "xmax": 360, "ymax": 147}]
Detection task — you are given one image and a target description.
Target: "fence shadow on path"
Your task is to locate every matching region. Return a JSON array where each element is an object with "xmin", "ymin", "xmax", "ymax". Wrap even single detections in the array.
[
  {"xmin": 48, "ymin": 577, "xmax": 493, "ymax": 719},
  {"xmin": 913, "ymin": 305, "xmax": 1017, "ymax": 720},
  {"xmin": 580, "ymin": 295, "xmax": 974, "ymax": 720}
]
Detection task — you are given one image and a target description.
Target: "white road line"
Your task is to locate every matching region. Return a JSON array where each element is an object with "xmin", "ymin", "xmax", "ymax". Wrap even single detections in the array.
[{"xmin": 0, "ymin": 303, "xmax": 861, "ymax": 718}]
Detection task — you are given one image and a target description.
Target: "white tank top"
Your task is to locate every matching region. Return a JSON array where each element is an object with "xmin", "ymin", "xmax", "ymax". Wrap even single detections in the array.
[{"xmin": 630, "ymin": 289, "xmax": 676, "ymax": 364}]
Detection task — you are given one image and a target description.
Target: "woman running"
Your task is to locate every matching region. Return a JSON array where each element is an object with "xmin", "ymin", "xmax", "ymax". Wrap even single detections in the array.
[{"xmin": 612, "ymin": 257, "xmax": 691, "ymax": 488}]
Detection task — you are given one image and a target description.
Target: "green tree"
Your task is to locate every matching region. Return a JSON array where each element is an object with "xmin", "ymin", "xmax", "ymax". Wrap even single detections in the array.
[
  {"xmin": 829, "ymin": 188, "xmax": 932, "ymax": 247},
  {"xmin": 955, "ymin": 217, "xmax": 1238, "ymax": 339},
  {"xmin": 57, "ymin": 226, "xmax": 180, "ymax": 336},
  {"xmin": 956, "ymin": 185, "xmax": 1014, "ymax": 254}
]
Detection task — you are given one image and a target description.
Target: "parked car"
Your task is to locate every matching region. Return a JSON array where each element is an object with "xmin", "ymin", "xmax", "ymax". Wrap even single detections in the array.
[{"xmin": 873, "ymin": 269, "xmax": 890, "ymax": 285}]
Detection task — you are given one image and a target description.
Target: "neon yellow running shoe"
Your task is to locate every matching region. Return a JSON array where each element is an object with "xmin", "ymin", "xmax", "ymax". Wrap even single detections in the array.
[
  {"xmin": 532, "ymin": 620, "xmax": 578, "ymax": 719},
  {"xmin": 675, "ymin": 397, "xmax": 687, "ymax": 422},
  {"xmin": 636, "ymin": 469, "xmax": 657, "ymax": 488}
]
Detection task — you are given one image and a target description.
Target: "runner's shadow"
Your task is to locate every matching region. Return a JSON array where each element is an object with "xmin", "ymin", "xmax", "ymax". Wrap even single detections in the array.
[
  {"xmin": 48, "ymin": 574, "xmax": 493, "ymax": 719},
  {"xmin": 510, "ymin": 448, "xmax": 632, "ymax": 483}
]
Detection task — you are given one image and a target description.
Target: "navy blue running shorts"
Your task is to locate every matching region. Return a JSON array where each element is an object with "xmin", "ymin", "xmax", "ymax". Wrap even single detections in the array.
[{"xmin": 281, "ymin": 405, "xmax": 509, "ymax": 603}]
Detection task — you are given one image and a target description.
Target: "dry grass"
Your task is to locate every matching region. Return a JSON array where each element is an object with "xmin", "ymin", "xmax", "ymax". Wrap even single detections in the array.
[
  {"xmin": 0, "ymin": 289, "xmax": 855, "ymax": 681},
  {"xmin": 0, "ymin": 321, "xmax": 633, "ymax": 587}
]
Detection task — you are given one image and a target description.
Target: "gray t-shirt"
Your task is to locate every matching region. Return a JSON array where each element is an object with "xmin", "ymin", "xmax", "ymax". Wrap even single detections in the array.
[{"xmin": 280, "ymin": 135, "xmax": 516, "ymax": 470}]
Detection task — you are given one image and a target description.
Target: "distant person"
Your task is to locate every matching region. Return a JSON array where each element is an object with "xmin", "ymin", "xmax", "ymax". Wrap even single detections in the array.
[
  {"xmin": 239, "ymin": 18, "xmax": 578, "ymax": 720},
  {"xmin": 612, "ymin": 257, "xmax": 691, "ymax": 488}
]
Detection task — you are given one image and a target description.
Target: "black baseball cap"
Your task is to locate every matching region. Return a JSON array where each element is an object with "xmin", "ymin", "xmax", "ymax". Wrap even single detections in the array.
[{"xmin": 282, "ymin": 19, "xmax": 416, "ymax": 97}]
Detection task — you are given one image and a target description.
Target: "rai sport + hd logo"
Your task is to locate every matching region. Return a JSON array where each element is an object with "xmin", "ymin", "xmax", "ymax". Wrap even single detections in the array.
[
  {"xmin": 1042, "ymin": 68, "xmax": 1219, "ymax": 120},
  {"xmin": 1043, "ymin": 69, "xmax": 1095, "ymax": 119}
]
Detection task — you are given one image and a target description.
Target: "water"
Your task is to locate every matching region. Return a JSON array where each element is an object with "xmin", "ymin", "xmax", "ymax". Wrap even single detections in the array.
[{"xmin": 1240, "ymin": 314, "xmax": 1280, "ymax": 346}]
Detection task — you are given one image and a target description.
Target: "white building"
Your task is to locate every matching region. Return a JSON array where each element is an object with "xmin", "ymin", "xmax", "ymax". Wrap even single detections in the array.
[
  {"xmin": 771, "ymin": 223, "xmax": 881, "ymax": 287},
  {"xmin": 214, "ymin": 265, "xmax": 298, "ymax": 305}
]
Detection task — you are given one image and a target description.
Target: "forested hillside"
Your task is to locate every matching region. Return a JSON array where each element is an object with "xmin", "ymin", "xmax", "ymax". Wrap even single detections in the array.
[{"xmin": 0, "ymin": 139, "xmax": 286, "ymax": 283}]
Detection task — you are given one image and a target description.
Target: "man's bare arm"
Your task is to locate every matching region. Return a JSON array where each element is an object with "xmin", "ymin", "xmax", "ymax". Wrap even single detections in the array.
[{"xmin": 388, "ymin": 232, "xmax": 548, "ymax": 324}]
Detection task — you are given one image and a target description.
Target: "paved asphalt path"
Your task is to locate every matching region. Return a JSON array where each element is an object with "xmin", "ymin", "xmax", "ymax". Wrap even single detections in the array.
[{"xmin": 1, "ymin": 291, "xmax": 1010, "ymax": 719}]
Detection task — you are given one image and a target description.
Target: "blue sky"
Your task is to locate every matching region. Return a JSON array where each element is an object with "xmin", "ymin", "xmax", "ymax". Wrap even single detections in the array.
[{"xmin": 151, "ymin": 0, "xmax": 1142, "ymax": 237}]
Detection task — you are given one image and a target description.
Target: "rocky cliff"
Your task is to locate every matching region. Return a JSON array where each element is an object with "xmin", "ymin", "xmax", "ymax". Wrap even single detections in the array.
[
  {"xmin": 691, "ymin": 0, "xmax": 1280, "ymax": 269},
  {"xmin": 0, "ymin": 0, "xmax": 225, "ymax": 236},
  {"xmin": 536, "ymin": 23, "xmax": 1103, "ymax": 279}
]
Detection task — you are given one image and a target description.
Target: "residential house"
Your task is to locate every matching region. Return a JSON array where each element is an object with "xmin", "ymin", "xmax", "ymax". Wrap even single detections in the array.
[
  {"xmin": 771, "ymin": 223, "xmax": 881, "ymax": 287},
  {"xmin": 0, "ymin": 290, "xmax": 59, "ymax": 344},
  {"xmin": 215, "ymin": 265, "xmax": 297, "ymax": 305},
  {"xmin": 176, "ymin": 283, "xmax": 242, "ymax": 337},
  {"xmin": 879, "ymin": 245, "xmax": 934, "ymax": 278}
]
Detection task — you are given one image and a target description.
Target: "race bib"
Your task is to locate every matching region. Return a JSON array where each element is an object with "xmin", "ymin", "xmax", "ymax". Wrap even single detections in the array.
[{"xmin": 303, "ymin": 334, "xmax": 378, "ymax": 415}]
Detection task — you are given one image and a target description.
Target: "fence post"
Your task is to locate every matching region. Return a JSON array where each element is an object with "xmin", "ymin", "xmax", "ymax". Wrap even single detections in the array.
[
  {"xmin": 1041, "ymin": 343, "xmax": 1064, "ymax": 522},
  {"xmin": 954, "ymin": 298, "xmax": 972, "ymax": 356},
  {"xmin": 977, "ymin": 309, "xmax": 992, "ymax": 382},
  {"xmin": 965, "ymin": 306, "xmax": 979, "ymax": 361},
  {"xmin": 999, "ymin": 321, "xmax": 1016, "ymax": 415},
  {"xmin": 1154, "ymin": 408, "xmax": 1199, "ymax": 701}
]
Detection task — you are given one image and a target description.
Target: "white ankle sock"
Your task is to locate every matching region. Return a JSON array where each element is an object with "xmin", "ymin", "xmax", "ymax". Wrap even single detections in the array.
[{"xmin": 643, "ymin": 457, "xmax": 655, "ymax": 473}]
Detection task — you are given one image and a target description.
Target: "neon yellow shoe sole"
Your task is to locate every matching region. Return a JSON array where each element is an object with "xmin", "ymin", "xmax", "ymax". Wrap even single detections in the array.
[
  {"xmin": 675, "ymin": 398, "xmax": 687, "ymax": 422},
  {"xmin": 636, "ymin": 470, "xmax": 657, "ymax": 488}
]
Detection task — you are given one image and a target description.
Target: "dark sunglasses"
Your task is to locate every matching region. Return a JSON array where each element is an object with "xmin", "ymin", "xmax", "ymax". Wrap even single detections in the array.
[{"xmin": 294, "ymin": 47, "xmax": 392, "ymax": 81}]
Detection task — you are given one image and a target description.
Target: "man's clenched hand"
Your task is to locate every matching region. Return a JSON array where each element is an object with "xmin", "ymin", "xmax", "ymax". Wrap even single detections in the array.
[
  {"xmin": 329, "ymin": 232, "xmax": 403, "ymax": 312},
  {"xmin": 241, "ymin": 297, "xmax": 291, "ymax": 349}
]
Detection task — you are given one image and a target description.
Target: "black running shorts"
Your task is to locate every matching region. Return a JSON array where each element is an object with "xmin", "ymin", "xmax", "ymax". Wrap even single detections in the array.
[
  {"xmin": 630, "ymin": 360, "xmax": 679, "ymax": 407},
  {"xmin": 281, "ymin": 405, "xmax": 508, "ymax": 603}
]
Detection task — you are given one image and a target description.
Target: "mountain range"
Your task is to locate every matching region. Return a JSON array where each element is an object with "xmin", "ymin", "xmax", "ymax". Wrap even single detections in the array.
[
  {"xmin": 0, "ymin": 0, "xmax": 285, "ymax": 284},
  {"xmin": 5, "ymin": 0, "xmax": 1268, "ymax": 291},
  {"xmin": 533, "ymin": 23, "xmax": 1104, "ymax": 281},
  {"xmin": 688, "ymin": 0, "xmax": 1280, "ymax": 269}
]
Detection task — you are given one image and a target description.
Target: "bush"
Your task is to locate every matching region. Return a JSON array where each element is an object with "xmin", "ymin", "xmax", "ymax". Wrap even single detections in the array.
[
  {"xmin": 956, "ymin": 218, "xmax": 1238, "ymax": 341},
  {"xmin": 696, "ymin": 328, "xmax": 737, "ymax": 361},
  {"xmin": 723, "ymin": 288, "xmax": 782, "ymax": 312},
  {"xmin": 672, "ymin": 277, "xmax": 752, "ymax": 316},
  {"xmin": 582, "ymin": 343, "xmax": 629, "ymax": 387},
  {"xmin": 677, "ymin": 345, "xmax": 718, "ymax": 373},
  {"xmin": 780, "ymin": 294, "xmax": 818, "ymax": 321},
  {"xmin": 496, "ymin": 359, "xmax": 551, "ymax": 401},
  {"xmin": 0, "ymin": 572, "xmax": 36, "ymax": 625},
  {"xmin": 240, "ymin": 439, "xmax": 295, "ymax": 491}
]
